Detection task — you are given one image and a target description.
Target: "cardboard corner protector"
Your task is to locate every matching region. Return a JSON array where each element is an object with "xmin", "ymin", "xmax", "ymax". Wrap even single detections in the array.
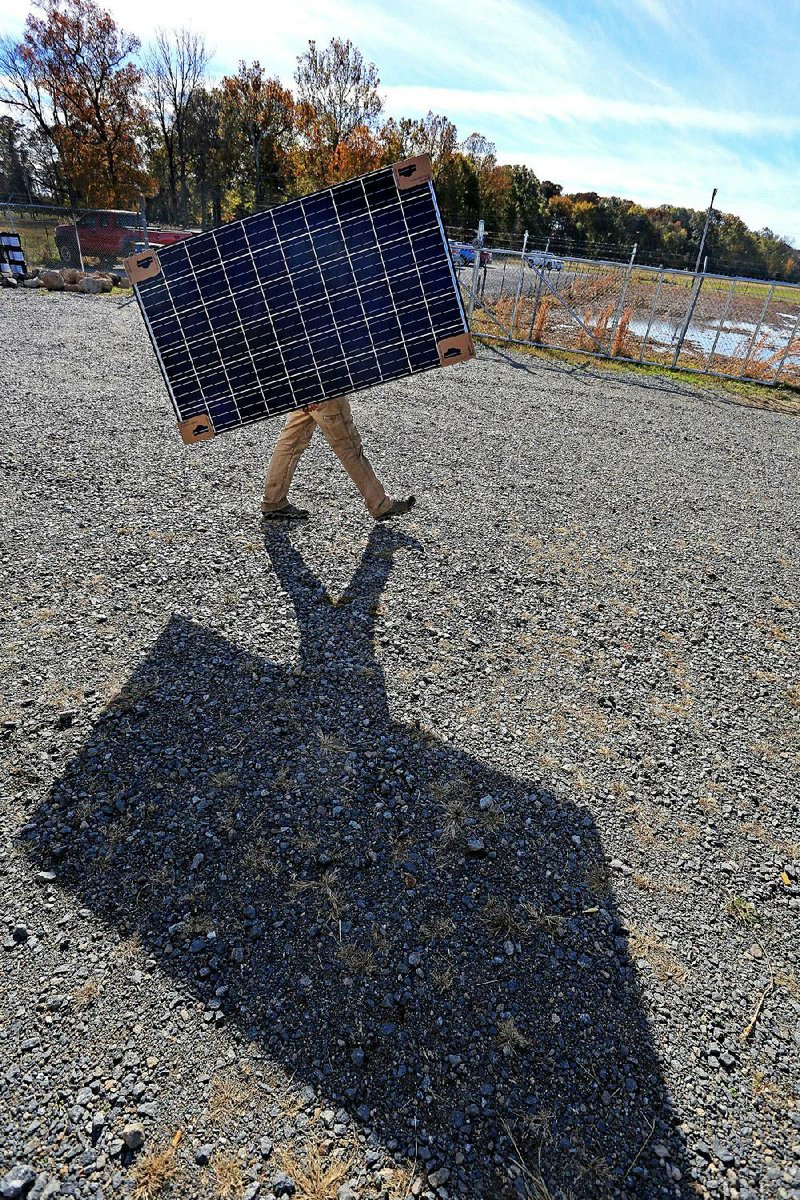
[
  {"xmin": 392, "ymin": 154, "xmax": 433, "ymax": 190},
  {"xmin": 125, "ymin": 248, "xmax": 162, "ymax": 286},
  {"xmin": 437, "ymin": 333, "xmax": 475, "ymax": 368},
  {"xmin": 178, "ymin": 414, "xmax": 215, "ymax": 444}
]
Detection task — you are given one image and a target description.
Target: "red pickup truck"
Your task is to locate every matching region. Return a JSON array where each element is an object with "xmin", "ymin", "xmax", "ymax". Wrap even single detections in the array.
[{"xmin": 54, "ymin": 210, "xmax": 194, "ymax": 267}]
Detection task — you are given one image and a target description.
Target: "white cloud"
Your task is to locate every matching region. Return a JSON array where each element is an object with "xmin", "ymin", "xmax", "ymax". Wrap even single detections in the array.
[{"xmin": 384, "ymin": 85, "xmax": 800, "ymax": 137}]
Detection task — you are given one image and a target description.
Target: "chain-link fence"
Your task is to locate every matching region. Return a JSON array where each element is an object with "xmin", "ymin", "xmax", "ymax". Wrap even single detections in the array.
[{"xmin": 461, "ymin": 228, "xmax": 800, "ymax": 387}]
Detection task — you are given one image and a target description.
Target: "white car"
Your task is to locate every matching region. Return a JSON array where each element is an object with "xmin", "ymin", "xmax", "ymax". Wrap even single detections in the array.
[{"xmin": 526, "ymin": 250, "xmax": 564, "ymax": 271}]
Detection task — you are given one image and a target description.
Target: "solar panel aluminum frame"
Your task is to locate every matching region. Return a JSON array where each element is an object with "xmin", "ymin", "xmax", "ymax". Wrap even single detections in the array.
[{"xmin": 126, "ymin": 155, "xmax": 474, "ymax": 445}]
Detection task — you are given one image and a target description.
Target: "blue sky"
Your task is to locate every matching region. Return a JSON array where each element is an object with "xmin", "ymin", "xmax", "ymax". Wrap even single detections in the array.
[{"xmin": 2, "ymin": 0, "xmax": 799, "ymax": 243}]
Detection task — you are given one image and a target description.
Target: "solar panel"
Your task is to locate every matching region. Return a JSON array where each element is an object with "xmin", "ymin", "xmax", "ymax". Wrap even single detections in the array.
[
  {"xmin": 0, "ymin": 232, "xmax": 26, "ymax": 279},
  {"xmin": 126, "ymin": 156, "xmax": 474, "ymax": 444}
]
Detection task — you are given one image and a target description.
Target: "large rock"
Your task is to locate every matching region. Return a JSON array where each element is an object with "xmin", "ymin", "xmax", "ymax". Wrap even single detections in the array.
[
  {"xmin": 90, "ymin": 272, "xmax": 113, "ymax": 293},
  {"xmin": 21, "ymin": 277, "xmax": 41, "ymax": 288},
  {"xmin": 62, "ymin": 268, "xmax": 81, "ymax": 285},
  {"xmin": 38, "ymin": 269, "xmax": 65, "ymax": 290},
  {"xmin": 77, "ymin": 276, "xmax": 104, "ymax": 294},
  {"xmin": 0, "ymin": 1164, "xmax": 37, "ymax": 1198}
]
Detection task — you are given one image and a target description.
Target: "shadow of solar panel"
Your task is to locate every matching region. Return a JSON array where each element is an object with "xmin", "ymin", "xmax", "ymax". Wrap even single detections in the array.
[{"xmin": 128, "ymin": 155, "xmax": 474, "ymax": 444}]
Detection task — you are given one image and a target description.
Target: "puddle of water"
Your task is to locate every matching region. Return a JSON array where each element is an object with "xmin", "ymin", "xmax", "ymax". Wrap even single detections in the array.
[{"xmin": 627, "ymin": 316, "xmax": 799, "ymax": 365}]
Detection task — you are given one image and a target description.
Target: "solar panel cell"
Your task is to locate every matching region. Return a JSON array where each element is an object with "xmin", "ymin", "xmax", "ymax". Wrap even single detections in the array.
[{"xmin": 130, "ymin": 155, "xmax": 473, "ymax": 443}]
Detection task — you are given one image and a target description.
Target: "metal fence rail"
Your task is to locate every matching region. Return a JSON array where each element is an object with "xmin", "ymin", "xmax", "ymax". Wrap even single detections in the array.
[{"xmin": 460, "ymin": 231, "xmax": 800, "ymax": 387}]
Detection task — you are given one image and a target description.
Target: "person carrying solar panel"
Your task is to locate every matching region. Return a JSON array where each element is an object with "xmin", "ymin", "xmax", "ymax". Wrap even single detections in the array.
[{"xmin": 260, "ymin": 397, "xmax": 416, "ymax": 522}]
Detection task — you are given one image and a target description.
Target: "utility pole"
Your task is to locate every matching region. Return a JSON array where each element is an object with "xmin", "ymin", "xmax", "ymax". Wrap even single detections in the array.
[{"xmin": 694, "ymin": 188, "xmax": 717, "ymax": 273}]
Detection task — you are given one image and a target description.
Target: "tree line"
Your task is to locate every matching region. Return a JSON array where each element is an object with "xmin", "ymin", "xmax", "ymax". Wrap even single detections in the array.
[{"xmin": 1, "ymin": 0, "xmax": 797, "ymax": 281}]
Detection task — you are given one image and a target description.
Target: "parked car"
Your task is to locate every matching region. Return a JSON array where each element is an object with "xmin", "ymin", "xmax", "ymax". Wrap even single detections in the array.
[
  {"xmin": 448, "ymin": 239, "xmax": 492, "ymax": 268},
  {"xmin": 54, "ymin": 210, "xmax": 194, "ymax": 268},
  {"xmin": 526, "ymin": 250, "xmax": 564, "ymax": 272}
]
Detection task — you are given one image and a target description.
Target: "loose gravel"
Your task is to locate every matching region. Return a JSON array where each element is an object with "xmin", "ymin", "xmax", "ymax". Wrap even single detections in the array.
[{"xmin": 1, "ymin": 289, "xmax": 799, "ymax": 1200}]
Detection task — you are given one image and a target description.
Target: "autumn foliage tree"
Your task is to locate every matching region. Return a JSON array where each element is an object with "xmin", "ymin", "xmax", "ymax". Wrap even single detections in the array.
[
  {"xmin": 221, "ymin": 63, "xmax": 295, "ymax": 210},
  {"xmin": 0, "ymin": 0, "xmax": 151, "ymax": 205},
  {"xmin": 294, "ymin": 37, "xmax": 383, "ymax": 187}
]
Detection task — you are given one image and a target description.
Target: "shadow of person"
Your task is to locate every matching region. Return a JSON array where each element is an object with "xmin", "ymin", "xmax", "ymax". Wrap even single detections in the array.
[{"xmin": 24, "ymin": 525, "xmax": 690, "ymax": 1198}]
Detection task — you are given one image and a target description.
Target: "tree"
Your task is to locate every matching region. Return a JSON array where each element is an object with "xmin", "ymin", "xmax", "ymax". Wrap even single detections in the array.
[
  {"xmin": 0, "ymin": 115, "xmax": 35, "ymax": 198},
  {"xmin": 294, "ymin": 38, "xmax": 382, "ymax": 186},
  {"xmin": 504, "ymin": 165, "xmax": 546, "ymax": 238},
  {"xmin": 0, "ymin": 0, "xmax": 150, "ymax": 205},
  {"xmin": 144, "ymin": 28, "xmax": 208, "ymax": 223},
  {"xmin": 221, "ymin": 63, "xmax": 295, "ymax": 210},
  {"xmin": 184, "ymin": 86, "xmax": 235, "ymax": 227}
]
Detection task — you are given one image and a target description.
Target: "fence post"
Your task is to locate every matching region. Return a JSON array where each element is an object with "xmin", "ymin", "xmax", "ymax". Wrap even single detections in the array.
[
  {"xmin": 466, "ymin": 219, "xmax": 484, "ymax": 322},
  {"xmin": 509, "ymin": 231, "xmax": 529, "ymax": 338},
  {"xmin": 608, "ymin": 242, "xmax": 637, "ymax": 347},
  {"xmin": 71, "ymin": 208, "xmax": 85, "ymax": 273},
  {"xmin": 139, "ymin": 193, "xmax": 150, "ymax": 248},
  {"xmin": 671, "ymin": 270, "xmax": 704, "ymax": 368}
]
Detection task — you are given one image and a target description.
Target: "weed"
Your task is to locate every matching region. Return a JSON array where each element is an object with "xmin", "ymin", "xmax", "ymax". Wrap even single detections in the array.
[
  {"xmin": 276, "ymin": 1138, "xmax": 356, "ymax": 1200},
  {"xmin": 317, "ymin": 730, "xmax": 348, "ymax": 753},
  {"xmin": 211, "ymin": 770, "xmax": 239, "ymax": 788},
  {"xmin": 208, "ymin": 1073, "xmax": 255, "ymax": 1121},
  {"xmin": 497, "ymin": 1015, "xmax": 530, "ymax": 1055},
  {"xmin": 336, "ymin": 942, "xmax": 376, "ymax": 976},
  {"xmin": 212, "ymin": 1152, "xmax": 244, "ymax": 1199},
  {"xmin": 481, "ymin": 896, "xmax": 527, "ymax": 940},
  {"xmin": 786, "ymin": 684, "xmax": 800, "ymax": 710},
  {"xmin": 725, "ymin": 896, "xmax": 759, "ymax": 928},
  {"xmin": 430, "ymin": 963, "xmax": 455, "ymax": 993},
  {"xmin": 629, "ymin": 929, "xmax": 687, "ymax": 983},
  {"xmin": 73, "ymin": 978, "xmax": 102, "ymax": 1009},
  {"xmin": 292, "ymin": 870, "xmax": 346, "ymax": 922},
  {"xmin": 130, "ymin": 1145, "xmax": 181, "ymax": 1199}
]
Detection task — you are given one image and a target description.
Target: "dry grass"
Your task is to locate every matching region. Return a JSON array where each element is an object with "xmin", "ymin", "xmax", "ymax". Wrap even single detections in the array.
[
  {"xmin": 610, "ymin": 308, "xmax": 633, "ymax": 357},
  {"xmin": 208, "ymin": 1073, "xmax": 255, "ymax": 1121},
  {"xmin": 430, "ymin": 962, "xmax": 456, "ymax": 993},
  {"xmin": 336, "ymin": 942, "xmax": 376, "ymax": 976},
  {"xmin": 752, "ymin": 1068, "xmax": 798, "ymax": 1111},
  {"xmin": 481, "ymin": 896, "xmax": 527, "ymax": 940},
  {"xmin": 130, "ymin": 1145, "xmax": 181, "ymax": 1199},
  {"xmin": 276, "ymin": 1137, "xmax": 357, "ymax": 1200},
  {"xmin": 73, "ymin": 977, "xmax": 103, "ymax": 1009},
  {"xmin": 629, "ymin": 928, "xmax": 687, "ymax": 983},
  {"xmin": 383, "ymin": 1163, "xmax": 419, "ymax": 1199},
  {"xmin": 497, "ymin": 1015, "xmax": 530, "ymax": 1055},
  {"xmin": 291, "ymin": 870, "xmax": 346, "ymax": 922},
  {"xmin": 212, "ymin": 1152, "xmax": 245, "ymax": 1199},
  {"xmin": 786, "ymin": 684, "xmax": 800, "ymax": 710},
  {"xmin": 531, "ymin": 299, "xmax": 553, "ymax": 343}
]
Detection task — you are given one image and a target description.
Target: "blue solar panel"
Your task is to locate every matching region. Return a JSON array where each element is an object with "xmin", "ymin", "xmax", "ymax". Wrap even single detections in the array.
[{"xmin": 127, "ymin": 156, "xmax": 474, "ymax": 444}]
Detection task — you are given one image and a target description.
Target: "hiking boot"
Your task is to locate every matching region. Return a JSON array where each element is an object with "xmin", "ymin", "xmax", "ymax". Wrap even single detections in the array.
[
  {"xmin": 376, "ymin": 495, "xmax": 416, "ymax": 522},
  {"xmin": 261, "ymin": 502, "xmax": 310, "ymax": 521}
]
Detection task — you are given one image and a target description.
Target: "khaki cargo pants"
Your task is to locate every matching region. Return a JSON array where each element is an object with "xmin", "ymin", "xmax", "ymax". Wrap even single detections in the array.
[{"xmin": 261, "ymin": 397, "xmax": 393, "ymax": 519}]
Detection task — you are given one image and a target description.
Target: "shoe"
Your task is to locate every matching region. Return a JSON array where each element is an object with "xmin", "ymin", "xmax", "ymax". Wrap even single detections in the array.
[
  {"xmin": 376, "ymin": 495, "xmax": 416, "ymax": 522},
  {"xmin": 261, "ymin": 502, "xmax": 310, "ymax": 521}
]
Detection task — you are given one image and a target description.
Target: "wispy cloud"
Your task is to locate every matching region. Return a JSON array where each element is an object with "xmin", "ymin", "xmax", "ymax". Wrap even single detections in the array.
[{"xmin": 384, "ymin": 86, "xmax": 800, "ymax": 137}]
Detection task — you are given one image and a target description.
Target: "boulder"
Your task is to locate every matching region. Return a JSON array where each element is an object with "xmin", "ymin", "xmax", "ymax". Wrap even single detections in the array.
[
  {"xmin": 90, "ymin": 271, "xmax": 114, "ymax": 293},
  {"xmin": 22, "ymin": 277, "xmax": 41, "ymax": 289},
  {"xmin": 77, "ymin": 276, "xmax": 104, "ymax": 294},
  {"xmin": 62, "ymin": 268, "xmax": 80, "ymax": 285},
  {"xmin": 108, "ymin": 271, "xmax": 122, "ymax": 287},
  {"xmin": 38, "ymin": 269, "xmax": 65, "ymax": 290},
  {"xmin": 0, "ymin": 273, "xmax": 18, "ymax": 288}
]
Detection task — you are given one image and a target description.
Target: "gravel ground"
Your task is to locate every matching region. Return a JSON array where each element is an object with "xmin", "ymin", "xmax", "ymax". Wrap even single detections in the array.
[{"xmin": 1, "ymin": 289, "xmax": 799, "ymax": 1200}]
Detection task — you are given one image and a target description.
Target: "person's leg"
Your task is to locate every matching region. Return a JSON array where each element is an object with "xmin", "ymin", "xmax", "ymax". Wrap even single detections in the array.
[
  {"xmin": 312, "ymin": 398, "xmax": 394, "ymax": 519},
  {"xmin": 261, "ymin": 408, "xmax": 316, "ymax": 513}
]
